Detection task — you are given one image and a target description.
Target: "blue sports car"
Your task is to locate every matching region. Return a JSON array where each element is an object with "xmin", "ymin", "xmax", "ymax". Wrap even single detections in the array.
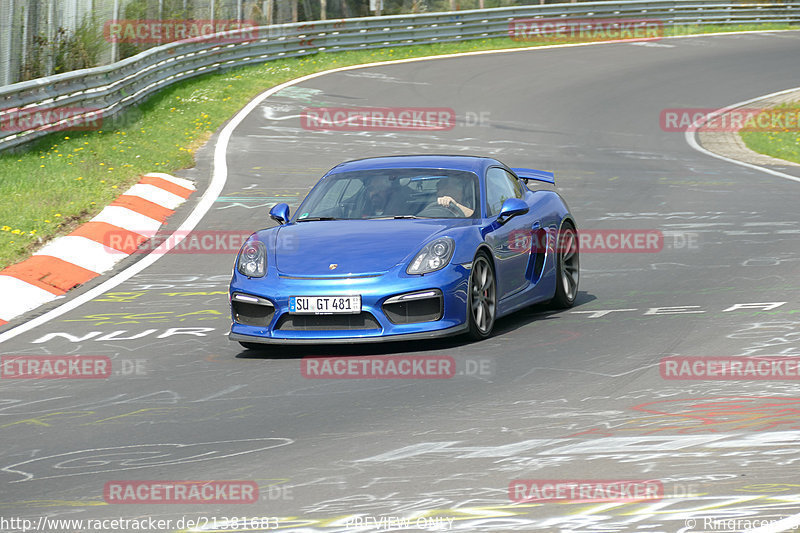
[{"xmin": 228, "ymin": 155, "xmax": 578, "ymax": 348}]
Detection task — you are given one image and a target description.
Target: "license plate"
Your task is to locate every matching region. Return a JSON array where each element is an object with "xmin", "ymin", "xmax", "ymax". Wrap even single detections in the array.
[{"xmin": 289, "ymin": 295, "xmax": 361, "ymax": 314}]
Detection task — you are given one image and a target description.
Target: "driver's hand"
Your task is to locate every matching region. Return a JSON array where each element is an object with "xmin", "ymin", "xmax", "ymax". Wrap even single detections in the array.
[{"xmin": 437, "ymin": 195, "xmax": 455, "ymax": 207}]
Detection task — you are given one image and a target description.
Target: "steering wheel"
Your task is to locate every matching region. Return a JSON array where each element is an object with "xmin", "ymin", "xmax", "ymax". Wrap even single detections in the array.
[{"xmin": 418, "ymin": 199, "xmax": 464, "ymax": 218}]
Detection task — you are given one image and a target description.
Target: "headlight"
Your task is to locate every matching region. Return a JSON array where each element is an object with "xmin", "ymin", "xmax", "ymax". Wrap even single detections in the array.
[
  {"xmin": 407, "ymin": 237, "xmax": 455, "ymax": 275},
  {"xmin": 237, "ymin": 240, "xmax": 267, "ymax": 277}
]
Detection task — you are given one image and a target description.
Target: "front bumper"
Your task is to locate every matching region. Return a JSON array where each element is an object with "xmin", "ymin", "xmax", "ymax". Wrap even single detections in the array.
[
  {"xmin": 230, "ymin": 324, "xmax": 467, "ymax": 345},
  {"xmin": 228, "ymin": 263, "xmax": 471, "ymax": 344}
]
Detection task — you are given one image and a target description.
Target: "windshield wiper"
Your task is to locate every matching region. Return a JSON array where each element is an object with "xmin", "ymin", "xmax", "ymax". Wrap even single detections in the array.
[
  {"xmin": 366, "ymin": 215, "xmax": 424, "ymax": 220},
  {"xmin": 296, "ymin": 216, "xmax": 339, "ymax": 222}
]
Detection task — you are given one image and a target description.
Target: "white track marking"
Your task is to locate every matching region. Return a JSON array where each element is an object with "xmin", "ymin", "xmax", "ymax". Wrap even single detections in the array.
[
  {"xmin": 90, "ymin": 205, "xmax": 163, "ymax": 236},
  {"xmin": 0, "ymin": 276, "xmax": 61, "ymax": 322},
  {"xmin": 123, "ymin": 183, "xmax": 187, "ymax": 209},
  {"xmin": 33, "ymin": 236, "xmax": 120, "ymax": 273},
  {"xmin": 144, "ymin": 172, "xmax": 197, "ymax": 190},
  {"xmin": 685, "ymin": 85, "xmax": 800, "ymax": 185}
]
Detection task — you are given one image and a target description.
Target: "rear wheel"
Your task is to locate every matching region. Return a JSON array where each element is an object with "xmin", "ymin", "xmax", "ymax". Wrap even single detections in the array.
[
  {"xmin": 466, "ymin": 252, "xmax": 497, "ymax": 340},
  {"xmin": 550, "ymin": 222, "xmax": 579, "ymax": 308}
]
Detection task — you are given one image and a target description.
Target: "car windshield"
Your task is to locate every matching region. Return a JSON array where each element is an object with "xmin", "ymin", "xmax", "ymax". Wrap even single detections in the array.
[{"xmin": 295, "ymin": 168, "xmax": 480, "ymax": 221}]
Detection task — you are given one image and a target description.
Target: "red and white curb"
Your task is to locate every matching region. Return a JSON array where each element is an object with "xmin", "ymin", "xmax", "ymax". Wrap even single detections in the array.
[{"xmin": 0, "ymin": 173, "xmax": 195, "ymax": 326}]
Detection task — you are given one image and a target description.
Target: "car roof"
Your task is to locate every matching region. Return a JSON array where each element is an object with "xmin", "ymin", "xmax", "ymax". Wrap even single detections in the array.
[{"xmin": 326, "ymin": 155, "xmax": 499, "ymax": 175}]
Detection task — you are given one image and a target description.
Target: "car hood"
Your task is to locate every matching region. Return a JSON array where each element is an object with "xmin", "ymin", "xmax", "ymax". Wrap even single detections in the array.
[{"xmin": 273, "ymin": 219, "xmax": 463, "ymax": 276}]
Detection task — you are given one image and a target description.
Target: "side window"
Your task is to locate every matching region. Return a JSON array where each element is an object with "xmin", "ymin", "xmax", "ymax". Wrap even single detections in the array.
[
  {"xmin": 509, "ymin": 171, "xmax": 525, "ymax": 199},
  {"xmin": 485, "ymin": 167, "xmax": 523, "ymax": 217},
  {"xmin": 340, "ymin": 179, "xmax": 363, "ymax": 203},
  {"xmin": 313, "ymin": 179, "xmax": 348, "ymax": 213},
  {"xmin": 309, "ymin": 178, "xmax": 363, "ymax": 216}
]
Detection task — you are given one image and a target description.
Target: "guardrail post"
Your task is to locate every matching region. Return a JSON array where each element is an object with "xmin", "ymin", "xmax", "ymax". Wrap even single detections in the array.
[
  {"xmin": 0, "ymin": 0, "xmax": 15, "ymax": 86},
  {"xmin": 45, "ymin": 0, "xmax": 56, "ymax": 76},
  {"xmin": 111, "ymin": 0, "xmax": 120, "ymax": 63}
]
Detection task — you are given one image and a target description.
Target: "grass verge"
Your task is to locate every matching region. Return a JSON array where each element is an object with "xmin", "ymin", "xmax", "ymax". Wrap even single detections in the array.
[
  {"xmin": 739, "ymin": 101, "xmax": 800, "ymax": 164},
  {"xmin": 0, "ymin": 23, "xmax": 795, "ymax": 268}
]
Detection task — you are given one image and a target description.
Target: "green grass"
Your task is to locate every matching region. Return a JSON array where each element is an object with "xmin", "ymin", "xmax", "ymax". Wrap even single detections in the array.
[
  {"xmin": 740, "ymin": 102, "xmax": 800, "ymax": 164},
  {"xmin": 0, "ymin": 23, "xmax": 795, "ymax": 268}
]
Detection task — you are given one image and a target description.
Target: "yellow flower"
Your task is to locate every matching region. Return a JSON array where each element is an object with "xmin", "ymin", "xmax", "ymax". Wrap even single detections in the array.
[
  {"xmin": 55, "ymin": 214, "xmax": 61, "ymax": 217},
  {"xmin": 44, "ymin": 220, "xmax": 51, "ymax": 223},
  {"xmin": 11, "ymin": 229, "xmax": 21, "ymax": 234},
  {"xmin": 1, "ymin": 226, "xmax": 10, "ymax": 231}
]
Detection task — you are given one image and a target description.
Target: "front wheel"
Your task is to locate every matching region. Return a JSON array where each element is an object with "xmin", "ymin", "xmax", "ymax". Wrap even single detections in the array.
[
  {"xmin": 466, "ymin": 252, "xmax": 497, "ymax": 340},
  {"xmin": 550, "ymin": 222, "xmax": 579, "ymax": 308}
]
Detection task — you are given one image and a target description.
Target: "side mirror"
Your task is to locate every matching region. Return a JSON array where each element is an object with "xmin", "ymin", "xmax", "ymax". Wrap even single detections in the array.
[
  {"xmin": 496, "ymin": 198, "xmax": 529, "ymax": 225},
  {"xmin": 270, "ymin": 203, "xmax": 290, "ymax": 225}
]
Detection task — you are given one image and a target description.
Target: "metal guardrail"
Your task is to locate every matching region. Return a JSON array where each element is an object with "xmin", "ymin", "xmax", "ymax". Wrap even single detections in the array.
[{"xmin": 0, "ymin": 0, "xmax": 798, "ymax": 152}]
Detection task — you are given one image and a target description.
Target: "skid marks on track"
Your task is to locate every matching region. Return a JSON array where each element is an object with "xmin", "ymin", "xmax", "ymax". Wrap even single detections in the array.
[{"xmin": 1, "ymin": 438, "xmax": 293, "ymax": 482}]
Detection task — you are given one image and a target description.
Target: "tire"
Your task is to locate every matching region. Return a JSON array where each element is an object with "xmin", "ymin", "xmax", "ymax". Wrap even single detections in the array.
[
  {"xmin": 550, "ymin": 221, "xmax": 579, "ymax": 308},
  {"xmin": 238, "ymin": 342, "xmax": 264, "ymax": 350},
  {"xmin": 466, "ymin": 252, "xmax": 497, "ymax": 340}
]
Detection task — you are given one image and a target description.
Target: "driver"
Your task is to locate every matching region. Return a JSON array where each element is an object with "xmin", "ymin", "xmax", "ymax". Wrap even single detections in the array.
[{"xmin": 436, "ymin": 177, "xmax": 474, "ymax": 217}]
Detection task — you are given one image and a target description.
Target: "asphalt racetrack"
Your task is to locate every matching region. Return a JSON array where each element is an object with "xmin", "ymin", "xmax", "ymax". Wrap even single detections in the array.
[{"xmin": 2, "ymin": 30, "xmax": 800, "ymax": 533}]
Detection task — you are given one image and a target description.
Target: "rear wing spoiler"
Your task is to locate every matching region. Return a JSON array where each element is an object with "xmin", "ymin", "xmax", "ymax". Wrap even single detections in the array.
[{"xmin": 512, "ymin": 168, "xmax": 555, "ymax": 185}]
